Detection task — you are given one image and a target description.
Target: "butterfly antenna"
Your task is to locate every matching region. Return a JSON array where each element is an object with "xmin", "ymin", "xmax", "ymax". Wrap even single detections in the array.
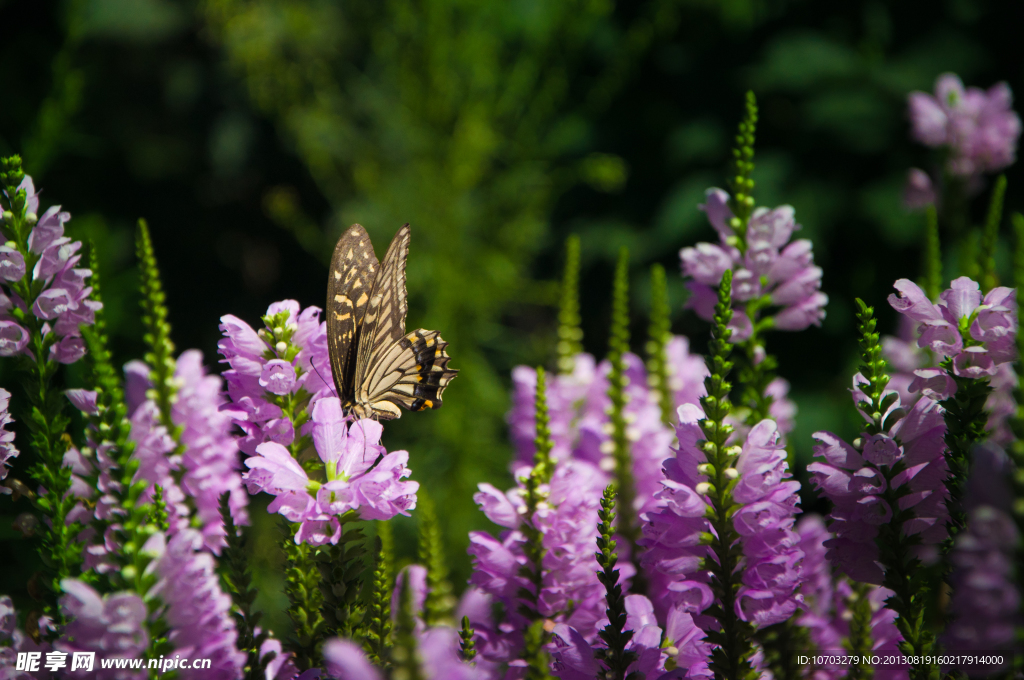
[{"xmin": 313, "ymin": 357, "xmax": 340, "ymax": 401}]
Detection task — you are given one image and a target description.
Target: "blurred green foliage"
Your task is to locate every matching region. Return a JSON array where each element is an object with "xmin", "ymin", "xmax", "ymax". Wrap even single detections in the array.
[{"xmin": 0, "ymin": 0, "xmax": 1021, "ymax": 639}]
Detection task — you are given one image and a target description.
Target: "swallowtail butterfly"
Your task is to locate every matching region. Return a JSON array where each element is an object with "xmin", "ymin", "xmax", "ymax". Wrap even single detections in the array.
[{"xmin": 326, "ymin": 223, "xmax": 458, "ymax": 420}]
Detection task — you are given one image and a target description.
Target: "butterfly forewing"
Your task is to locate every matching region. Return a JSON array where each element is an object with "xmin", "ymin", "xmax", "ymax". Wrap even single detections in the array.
[
  {"xmin": 350, "ymin": 225, "xmax": 458, "ymax": 419},
  {"xmin": 326, "ymin": 224, "xmax": 380, "ymax": 404},
  {"xmin": 352, "ymin": 224, "xmax": 410, "ymax": 386}
]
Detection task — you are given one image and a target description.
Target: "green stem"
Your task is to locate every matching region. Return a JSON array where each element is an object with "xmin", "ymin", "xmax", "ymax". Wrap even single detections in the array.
[
  {"xmin": 0, "ymin": 157, "xmax": 81, "ymax": 623},
  {"xmin": 698, "ymin": 270, "xmax": 756, "ymax": 680},
  {"xmin": 844, "ymin": 582, "xmax": 876, "ymax": 680},
  {"xmin": 938, "ymin": 363, "xmax": 992, "ymax": 557},
  {"xmin": 923, "ymin": 205, "xmax": 942, "ymax": 301},
  {"xmin": 557, "ymin": 235, "xmax": 583, "ymax": 374},
  {"xmin": 282, "ymin": 521, "xmax": 325, "ymax": 671},
  {"xmin": 979, "ymin": 174, "xmax": 1006, "ymax": 293},
  {"xmin": 595, "ymin": 485, "xmax": 637, "ymax": 680},
  {"xmin": 606, "ymin": 248, "xmax": 643, "ymax": 592},
  {"xmin": 136, "ymin": 220, "xmax": 179, "ymax": 434},
  {"xmin": 219, "ymin": 494, "xmax": 272, "ymax": 680},
  {"xmin": 418, "ymin": 491, "xmax": 455, "ymax": 627},
  {"xmin": 1008, "ymin": 213, "xmax": 1024, "ymax": 672},
  {"xmin": 852, "ymin": 300, "xmax": 937, "ymax": 680},
  {"xmin": 646, "ymin": 263, "xmax": 674, "ymax": 426},
  {"xmin": 317, "ymin": 515, "xmax": 367, "ymax": 639},
  {"xmin": 392, "ymin": 576, "xmax": 426, "ymax": 680},
  {"xmin": 365, "ymin": 536, "xmax": 393, "ymax": 668}
]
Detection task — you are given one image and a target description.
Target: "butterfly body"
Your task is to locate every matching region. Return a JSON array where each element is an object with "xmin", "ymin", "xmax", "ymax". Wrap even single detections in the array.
[{"xmin": 327, "ymin": 223, "xmax": 457, "ymax": 420}]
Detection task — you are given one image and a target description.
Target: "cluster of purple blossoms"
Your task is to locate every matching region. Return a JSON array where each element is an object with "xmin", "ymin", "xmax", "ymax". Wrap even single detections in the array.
[
  {"xmin": 244, "ymin": 397, "xmax": 418, "ymax": 545},
  {"xmin": 0, "ymin": 388, "xmax": 17, "ymax": 491},
  {"xmin": 681, "ymin": 188, "xmax": 827, "ymax": 341},
  {"xmin": 796, "ymin": 516, "xmax": 906, "ymax": 680},
  {"xmin": 809, "ymin": 384, "xmax": 949, "ymax": 584},
  {"xmin": 908, "ymin": 74, "xmax": 1021, "ymax": 182},
  {"xmin": 0, "ymin": 596, "xmax": 53, "ymax": 680},
  {"xmin": 641, "ymin": 404, "xmax": 804, "ymax": 630},
  {"xmin": 219, "ymin": 300, "xmax": 332, "ymax": 456},
  {"xmin": 547, "ymin": 595, "xmax": 684, "ymax": 680},
  {"xmin": 0, "ymin": 176, "xmax": 100, "ymax": 363},
  {"xmin": 171, "ymin": 351, "xmax": 249, "ymax": 552},
  {"xmin": 943, "ymin": 444, "xmax": 1019, "ymax": 668},
  {"xmin": 56, "ymin": 580, "xmax": 147, "ymax": 679},
  {"xmin": 882, "ymin": 316, "xmax": 1016, "ymax": 445},
  {"xmin": 508, "ymin": 344, "xmax": 709, "ymax": 516},
  {"xmin": 888, "ymin": 277, "xmax": 1016, "ymax": 397},
  {"xmin": 150, "ymin": 529, "xmax": 247, "ymax": 679},
  {"xmin": 467, "ymin": 456, "xmax": 609, "ymax": 661},
  {"xmin": 318, "ymin": 565, "xmax": 484, "ymax": 680},
  {"xmin": 118, "ymin": 352, "xmax": 249, "ymax": 553}
]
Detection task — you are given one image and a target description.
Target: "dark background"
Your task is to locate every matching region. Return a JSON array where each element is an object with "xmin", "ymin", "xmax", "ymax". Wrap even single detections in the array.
[{"xmin": 0, "ymin": 0, "xmax": 1020, "ymax": 636}]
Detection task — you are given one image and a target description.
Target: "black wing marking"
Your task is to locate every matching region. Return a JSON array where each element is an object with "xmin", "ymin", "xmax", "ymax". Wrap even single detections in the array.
[
  {"xmin": 326, "ymin": 224, "xmax": 379, "ymax": 403},
  {"xmin": 357, "ymin": 329, "xmax": 459, "ymax": 420}
]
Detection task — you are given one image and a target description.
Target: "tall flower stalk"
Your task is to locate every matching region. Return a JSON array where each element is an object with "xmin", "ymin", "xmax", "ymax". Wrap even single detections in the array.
[
  {"xmin": 606, "ymin": 247, "xmax": 643, "ymax": 588},
  {"xmin": 646, "ymin": 264, "xmax": 674, "ymax": 426},
  {"xmin": 557, "ymin": 235, "xmax": 583, "ymax": 375},
  {"xmin": 887, "ymin": 276, "xmax": 1017, "ymax": 555},
  {"xmin": 697, "ymin": 270, "xmax": 757, "ymax": 680},
  {"xmin": 0, "ymin": 157, "xmax": 99, "ymax": 622},
  {"xmin": 810, "ymin": 300, "xmax": 943, "ymax": 680}
]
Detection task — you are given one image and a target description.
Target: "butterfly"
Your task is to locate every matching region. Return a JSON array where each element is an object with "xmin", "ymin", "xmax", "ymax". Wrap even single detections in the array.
[{"xmin": 326, "ymin": 223, "xmax": 458, "ymax": 420}]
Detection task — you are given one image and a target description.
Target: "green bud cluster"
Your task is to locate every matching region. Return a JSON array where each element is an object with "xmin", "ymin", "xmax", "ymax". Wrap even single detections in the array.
[{"xmin": 557, "ymin": 235, "xmax": 584, "ymax": 374}]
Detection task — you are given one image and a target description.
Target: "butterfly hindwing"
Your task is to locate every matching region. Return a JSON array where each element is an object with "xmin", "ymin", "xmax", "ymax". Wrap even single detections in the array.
[
  {"xmin": 356, "ymin": 329, "xmax": 458, "ymax": 420},
  {"xmin": 326, "ymin": 224, "xmax": 380, "ymax": 403}
]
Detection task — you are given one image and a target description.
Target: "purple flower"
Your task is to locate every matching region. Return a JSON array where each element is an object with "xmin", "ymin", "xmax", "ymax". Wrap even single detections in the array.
[
  {"xmin": 0, "ymin": 247, "xmax": 25, "ymax": 282},
  {"xmin": 665, "ymin": 336, "xmax": 710, "ymax": 411},
  {"xmin": 0, "ymin": 176, "xmax": 100, "ymax": 364},
  {"xmin": 641, "ymin": 407, "xmax": 804, "ymax": 629},
  {"xmin": 0, "ymin": 388, "xmax": 18, "ymax": 490},
  {"xmin": 150, "ymin": 530, "xmax": 247, "ymax": 679},
  {"xmin": 681, "ymin": 188, "xmax": 827, "ymax": 339},
  {"xmin": 508, "ymin": 351, "xmax": 678, "ymax": 516},
  {"xmin": 943, "ymin": 443, "xmax": 1019, "ymax": 672},
  {"xmin": 0, "ymin": 320, "xmax": 29, "ymax": 356},
  {"xmin": 122, "ymin": 352, "xmax": 249, "ymax": 552},
  {"xmin": 244, "ymin": 398, "xmax": 417, "ymax": 544},
  {"xmin": 128, "ymin": 376, "xmax": 190, "ymax": 537},
  {"xmin": 908, "ymin": 74, "xmax": 1022, "ymax": 179},
  {"xmin": 259, "ymin": 636, "xmax": 301, "ymax": 680},
  {"xmin": 640, "ymin": 404, "xmax": 713, "ymax": 624},
  {"xmin": 0, "ymin": 595, "xmax": 54, "ymax": 680},
  {"xmin": 219, "ymin": 300, "xmax": 332, "ymax": 455},
  {"xmin": 323, "ymin": 626, "xmax": 485, "ymax": 680},
  {"xmin": 467, "ymin": 457, "xmax": 609, "ymax": 662},
  {"xmin": 172, "ymin": 350, "xmax": 249, "ymax": 553},
  {"xmin": 508, "ymin": 354, "xmax": 597, "ymax": 465},
  {"xmin": 882, "ymin": 317, "xmax": 1015, "ymax": 444},
  {"xmin": 731, "ymin": 420, "xmax": 804, "ymax": 628},
  {"xmin": 795, "ymin": 516, "xmax": 907, "ymax": 680},
  {"xmin": 889, "ymin": 277, "xmax": 1017, "ymax": 379},
  {"xmin": 809, "ymin": 387, "xmax": 949, "ymax": 584},
  {"xmin": 57, "ymin": 580, "xmax": 147, "ymax": 679},
  {"xmin": 323, "ymin": 639, "xmax": 383, "ymax": 680},
  {"xmin": 903, "ymin": 169, "xmax": 937, "ymax": 209}
]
